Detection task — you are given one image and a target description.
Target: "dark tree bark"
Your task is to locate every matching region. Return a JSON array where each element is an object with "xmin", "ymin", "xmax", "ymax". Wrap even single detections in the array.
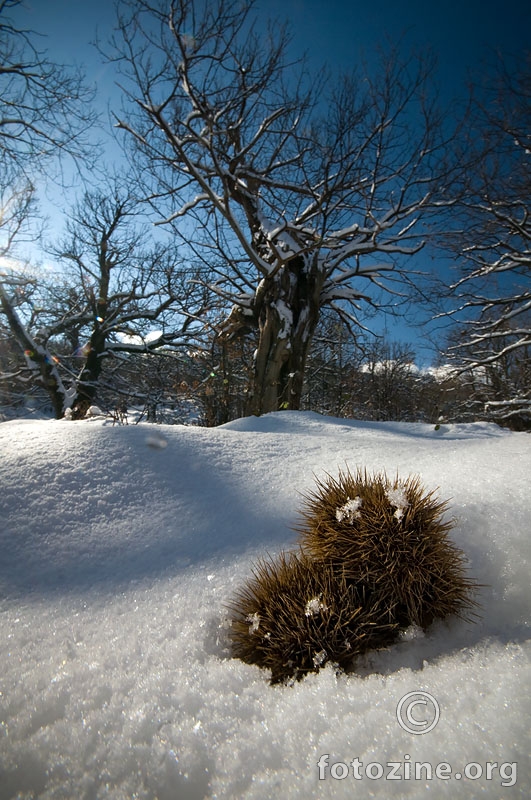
[{"xmin": 238, "ymin": 253, "xmax": 324, "ymax": 414}]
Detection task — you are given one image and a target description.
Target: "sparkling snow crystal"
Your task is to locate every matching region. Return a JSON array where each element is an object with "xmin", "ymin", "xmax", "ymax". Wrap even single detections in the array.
[
  {"xmin": 335, "ymin": 496, "xmax": 362, "ymax": 524},
  {"xmin": 313, "ymin": 649, "xmax": 328, "ymax": 668},
  {"xmin": 305, "ymin": 595, "xmax": 328, "ymax": 617},
  {"xmin": 246, "ymin": 612, "xmax": 260, "ymax": 634},
  {"xmin": 399, "ymin": 624, "xmax": 426, "ymax": 641},
  {"xmin": 385, "ymin": 484, "xmax": 409, "ymax": 521}
]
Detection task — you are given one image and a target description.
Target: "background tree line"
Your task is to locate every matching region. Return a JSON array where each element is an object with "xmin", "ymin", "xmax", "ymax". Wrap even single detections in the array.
[{"xmin": 1, "ymin": 0, "xmax": 529, "ymax": 428}]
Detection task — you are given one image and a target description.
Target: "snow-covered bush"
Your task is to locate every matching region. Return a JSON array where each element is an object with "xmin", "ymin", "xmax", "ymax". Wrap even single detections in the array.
[{"xmin": 229, "ymin": 469, "xmax": 478, "ymax": 684}]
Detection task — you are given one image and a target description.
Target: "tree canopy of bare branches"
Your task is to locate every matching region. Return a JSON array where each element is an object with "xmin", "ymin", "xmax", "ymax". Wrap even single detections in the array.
[
  {"xmin": 0, "ymin": 0, "xmax": 102, "ymax": 416},
  {"xmin": 2, "ymin": 182, "xmax": 209, "ymax": 418},
  {"xmin": 0, "ymin": 0, "xmax": 97, "ymax": 183},
  {"xmin": 110, "ymin": 0, "xmax": 456, "ymax": 415},
  {"xmin": 440, "ymin": 53, "xmax": 531, "ymax": 425}
]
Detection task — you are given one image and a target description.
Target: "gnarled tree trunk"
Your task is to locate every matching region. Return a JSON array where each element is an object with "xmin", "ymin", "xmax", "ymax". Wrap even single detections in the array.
[
  {"xmin": 246, "ymin": 253, "xmax": 324, "ymax": 416},
  {"xmin": 70, "ymin": 330, "xmax": 106, "ymax": 419}
]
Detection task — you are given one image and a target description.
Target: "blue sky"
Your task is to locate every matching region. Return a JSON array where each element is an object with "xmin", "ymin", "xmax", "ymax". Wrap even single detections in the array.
[
  {"xmin": 22, "ymin": 0, "xmax": 531, "ymax": 94},
  {"xmin": 10, "ymin": 0, "xmax": 531, "ymax": 362},
  {"xmin": 281, "ymin": 0, "xmax": 530, "ymax": 76}
]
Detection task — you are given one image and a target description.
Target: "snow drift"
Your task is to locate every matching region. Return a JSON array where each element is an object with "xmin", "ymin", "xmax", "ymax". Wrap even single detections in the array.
[{"xmin": 0, "ymin": 412, "xmax": 529, "ymax": 798}]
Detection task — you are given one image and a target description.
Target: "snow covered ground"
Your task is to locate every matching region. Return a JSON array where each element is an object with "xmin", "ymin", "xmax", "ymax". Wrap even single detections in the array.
[{"xmin": 0, "ymin": 412, "xmax": 529, "ymax": 799}]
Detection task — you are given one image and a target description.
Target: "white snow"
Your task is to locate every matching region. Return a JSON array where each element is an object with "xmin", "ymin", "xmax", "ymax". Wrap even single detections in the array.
[
  {"xmin": 116, "ymin": 330, "xmax": 164, "ymax": 347},
  {"xmin": 336, "ymin": 496, "xmax": 362, "ymax": 523},
  {"xmin": 305, "ymin": 596, "xmax": 327, "ymax": 617},
  {"xmin": 246, "ymin": 612, "xmax": 260, "ymax": 635},
  {"xmin": 0, "ymin": 411, "xmax": 529, "ymax": 798},
  {"xmin": 385, "ymin": 484, "xmax": 410, "ymax": 521},
  {"xmin": 274, "ymin": 299, "xmax": 293, "ymax": 338}
]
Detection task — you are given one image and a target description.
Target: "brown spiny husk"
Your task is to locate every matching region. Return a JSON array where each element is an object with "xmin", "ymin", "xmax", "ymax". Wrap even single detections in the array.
[
  {"xmin": 228, "ymin": 550, "xmax": 399, "ymax": 684},
  {"xmin": 296, "ymin": 468, "xmax": 478, "ymax": 628}
]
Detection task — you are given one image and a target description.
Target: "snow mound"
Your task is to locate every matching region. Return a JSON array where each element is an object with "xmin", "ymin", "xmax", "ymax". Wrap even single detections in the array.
[{"xmin": 0, "ymin": 414, "xmax": 529, "ymax": 798}]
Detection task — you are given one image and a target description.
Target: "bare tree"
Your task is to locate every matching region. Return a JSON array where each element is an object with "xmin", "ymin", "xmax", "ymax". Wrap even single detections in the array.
[
  {"xmin": 3, "ymin": 182, "xmax": 208, "ymax": 418},
  {"xmin": 0, "ymin": 280, "xmax": 70, "ymax": 419},
  {"xmin": 0, "ymin": 183, "xmax": 71, "ymax": 417},
  {"xmin": 440, "ymin": 53, "xmax": 531, "ymax": 425},
  {"xmin": 438, "ymin": 319, "xmax": 531, "ymax": 428},
  {"xmin": 0, "ymin": 0, "xmax": 97, "ymax": 183},
  {"xmin": 1, "ymin": 184, "xmax": 210, "ymax": 419},
  {"xmin": 0, "ymin": 0, "xmax": 101, "ymax": 416},
  {"xmin": 302, "ymin": 312, "xmax": 364, "ymax": 417},
  {"xmin": 110, "ymin": 0, "xmax": 454, "ymax": 415}
]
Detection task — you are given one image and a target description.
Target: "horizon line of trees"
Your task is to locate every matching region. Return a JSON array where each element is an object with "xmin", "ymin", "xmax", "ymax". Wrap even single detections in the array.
[
  {"xmin": 1, "ymin": 0, "xmax": 529, "ymax": 429},
  {"xmin": 4, "ymin": 323, "xmax": 527, "ymax": 430}
]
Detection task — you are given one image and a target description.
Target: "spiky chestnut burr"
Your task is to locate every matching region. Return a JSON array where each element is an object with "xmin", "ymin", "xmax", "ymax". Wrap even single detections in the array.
[
  {"xmin": 296, "ymin": 468, "xmax": 478, "ymax": 628},
  {"xmin": 228, "ymin": 550, "xmax": 399, "ymax": 684}
]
